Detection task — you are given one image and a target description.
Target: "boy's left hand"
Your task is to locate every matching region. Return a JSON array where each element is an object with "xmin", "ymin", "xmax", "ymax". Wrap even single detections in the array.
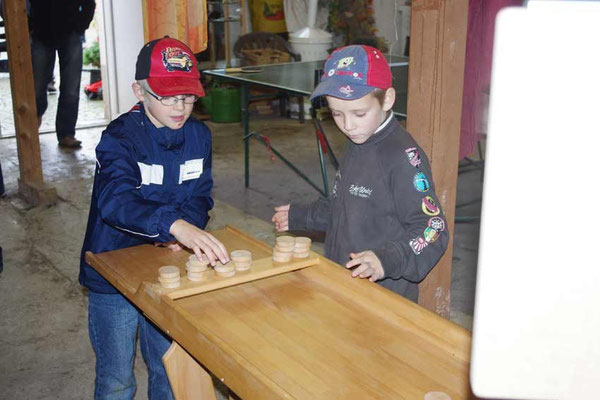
[{"xmin": 345, "ymin": 251, "xmax": 384, "ymax": 282}]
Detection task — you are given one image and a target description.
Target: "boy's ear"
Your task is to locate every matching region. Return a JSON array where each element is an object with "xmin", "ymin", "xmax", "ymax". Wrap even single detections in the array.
[
  {"xmin": 132, "ymin": 82, "xmax": 146, "ymax": 102},
  {"xmin": 382, "ymin": 88, "xmax": 396, "ymax": 112}
]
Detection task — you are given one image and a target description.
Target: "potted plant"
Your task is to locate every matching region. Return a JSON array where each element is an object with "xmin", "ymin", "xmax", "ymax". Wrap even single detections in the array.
[{"xmin": 83, "ymin": 40, "xmax": 101, "ymax": 83}]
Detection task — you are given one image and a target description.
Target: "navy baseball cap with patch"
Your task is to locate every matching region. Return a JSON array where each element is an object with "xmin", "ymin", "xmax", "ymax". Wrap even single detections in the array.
[
  {"xmin": 135, "ymin": 37, "xmax": 205, "ymax": 97},
  {"xmin": 310, "ymin": 45, "xmax": 392, "ymax": 101}
]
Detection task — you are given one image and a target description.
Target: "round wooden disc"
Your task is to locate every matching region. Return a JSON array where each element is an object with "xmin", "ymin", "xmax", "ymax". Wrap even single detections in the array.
[
  {"xmin": 186, "ymin": 262, "xmax": 208, "ymax": 273},
  {"xmin": 294, "ymin": 237, "xmax": 312, "ymax": 246},
  {"xmin": 187, "ymin": 271, "xmax": 210, "ymax": 281},
  {"xmin": 294, "ymin": 244, "xmax": 310, "ymax": 253},
  {"xmin": 158, "ymin": 265, "xmax": 180, "ymax": 279},
  {"xmin": 235, "ymin": 263, "xmax": 252, "ymax": 271},
  {"xmin": 188, "ymin": 254, "xmax": 210, "ymax": 267},
  {"xmin": 215, "ymin": 269, "xmax": 236, "ymax": 278},
  {"xmin": 214, "ymin": 263, "xmax": 235, "ymax": 273},
  {"xmin": 233, "ymin": 260, "xmax": 252, "ymax": 268},
  {"xmin": 230, "ymin": 250, "xmax": 252, "ymax": 262},
  {"xmin": 158, "ymin": 275, "xmax": 181, "ymax": 284},
  {"xmin": 160, "ymin": 280, "xmax": 181, "ymax": 289},
  {"xmin": 273, "ymin": 250, "xmax": 294, "ymax": 262},
  {"xmin": 293, "ymin": 251, "xmax": 310, "ymax": 259},
  {"xmin": 274, "ymin": 246, "xmax": 294, "ymax": 254},
  {"xmin": 273, "ymin": 255, "xmax": 292, "ymax": 263},
  {"xmin": 276, "ymin": 235, "xmax": 295, "ymax": 246}
]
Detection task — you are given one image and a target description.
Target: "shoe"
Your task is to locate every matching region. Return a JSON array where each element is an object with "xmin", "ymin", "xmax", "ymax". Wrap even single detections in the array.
[
  {"xmin": 58, "ymin": 136, "xmax": 82, "ymax": 148},
  {"xmin": 47, "ymin": 81, "xmax": 57, "ymax": 94}
]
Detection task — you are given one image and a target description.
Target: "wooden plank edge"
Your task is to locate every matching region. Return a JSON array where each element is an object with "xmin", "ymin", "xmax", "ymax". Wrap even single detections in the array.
[{"xmin": 85, "ymin": 251, "xmax": 138, "ymax": 295}]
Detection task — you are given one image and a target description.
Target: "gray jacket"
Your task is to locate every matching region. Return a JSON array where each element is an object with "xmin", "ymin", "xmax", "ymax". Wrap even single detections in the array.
[{"xmin": 289, "ymin": 115, "xmax": 449, "ymax": 302}]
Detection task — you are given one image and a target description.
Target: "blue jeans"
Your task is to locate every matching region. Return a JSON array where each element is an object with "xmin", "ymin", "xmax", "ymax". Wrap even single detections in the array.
[
  {"xmin": 88, "ymin": 292, "xmax": 175, "ymax": 400},
  {"xmin": 30, "ymin": 32, "xmax": 82, "ymax": 141}
]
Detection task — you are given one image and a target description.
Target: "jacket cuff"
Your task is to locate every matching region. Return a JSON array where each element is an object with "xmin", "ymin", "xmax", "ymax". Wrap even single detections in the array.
[
  {"xmin": 288, "ymin": 204, "xmax": 309, "ymax": 231},
  {"xmin": 373, "ymin": 242, "xmax": 404, "ymax": 279},
  {"xmin": 151, "ymin": 208, "xmax": 182, "ymax": 242}
]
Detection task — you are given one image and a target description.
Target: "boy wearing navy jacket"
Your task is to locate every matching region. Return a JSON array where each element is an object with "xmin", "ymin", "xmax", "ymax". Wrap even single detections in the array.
[{"xmin": 80, "ymin": 37, "xmax": 229, "ymax": 399}]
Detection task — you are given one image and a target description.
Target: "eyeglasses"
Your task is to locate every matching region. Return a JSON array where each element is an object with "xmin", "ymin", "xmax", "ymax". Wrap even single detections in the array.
[{"xmin": 146, "ymin": 90, "xmax": 199, "ymax": 106}]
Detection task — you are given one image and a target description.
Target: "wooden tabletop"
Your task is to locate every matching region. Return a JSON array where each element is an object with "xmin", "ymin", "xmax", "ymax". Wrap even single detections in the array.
[{"xmin": 86, "ymin": 226, "xmax": 475, "ymax": 400}]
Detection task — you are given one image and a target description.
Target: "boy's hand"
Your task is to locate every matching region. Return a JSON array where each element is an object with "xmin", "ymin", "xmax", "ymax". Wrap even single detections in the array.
[
  {"xmin": 345, "ymin": 251, "xmax": 384, "ymax": 282},
  {"xmin": 272, "ymin": 204, "xmax": 290, "ymax": 232},
  {"xmin": 169, "ymin": 219, "xmax": 229, "ymax": 266}
]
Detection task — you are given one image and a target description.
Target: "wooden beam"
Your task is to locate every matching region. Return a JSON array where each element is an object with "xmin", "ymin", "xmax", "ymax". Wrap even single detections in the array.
[
  {"xmin": 2, "ymin": 0, "xmax": 57, "ymax": 205},
  {"xmin": 407, "ymin": 0, "xmax": 468, "ymax": 316}
]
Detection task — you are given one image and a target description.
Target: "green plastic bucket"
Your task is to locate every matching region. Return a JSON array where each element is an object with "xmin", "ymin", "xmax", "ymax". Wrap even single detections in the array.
[{"xmin": 205, "ymin": 87, "xmax": 241, "ymax": 123}]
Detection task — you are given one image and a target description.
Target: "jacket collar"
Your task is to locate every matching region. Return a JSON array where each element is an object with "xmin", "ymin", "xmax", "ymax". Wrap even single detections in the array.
[
  {"xmin": 348, "ymin": 111, "xmax": 398, "ymax": 149},
  {"xmin": 131, "ymin": 102, "xmax": 185, "ymax": 150}
]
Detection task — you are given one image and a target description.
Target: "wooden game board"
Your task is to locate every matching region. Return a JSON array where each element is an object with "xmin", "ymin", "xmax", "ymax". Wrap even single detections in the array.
[{"xmin": 86, "ymin": 226, "xmax": 476, "ymax": 400}]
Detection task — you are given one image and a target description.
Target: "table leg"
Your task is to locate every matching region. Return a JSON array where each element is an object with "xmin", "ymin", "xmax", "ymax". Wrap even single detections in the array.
[
  {"xmin": 162, "ymin": 341, "xmax": 217, "ymax": 400},
  {"xmin": 316, "ymin": 133, "xmax": 329, "ymax": 197},
  {"xmin": 243, "ymin": 83, "xmax": 250, "ymax": 188}
]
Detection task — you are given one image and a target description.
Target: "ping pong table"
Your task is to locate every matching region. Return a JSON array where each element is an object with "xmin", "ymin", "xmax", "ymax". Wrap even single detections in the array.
[{"xmin": 203, "ymin": 57, "xmax": 409, "ymax": 196}]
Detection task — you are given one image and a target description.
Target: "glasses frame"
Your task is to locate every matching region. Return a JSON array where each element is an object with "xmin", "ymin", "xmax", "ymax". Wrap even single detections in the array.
[{"xmin": 145, "ymin": 90, "xmax": 199, "ymax": 106}]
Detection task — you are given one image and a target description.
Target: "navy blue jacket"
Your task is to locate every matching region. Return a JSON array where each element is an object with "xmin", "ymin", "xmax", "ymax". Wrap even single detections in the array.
[{"xmin": 80, "ymin": 103, "xmax": 214, "ymax": 294}]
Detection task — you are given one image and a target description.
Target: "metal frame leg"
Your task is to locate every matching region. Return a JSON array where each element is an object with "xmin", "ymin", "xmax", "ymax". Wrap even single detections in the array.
[{"xmin": 243, "ymin": 83, "xmax": 250, "ymax": 187}]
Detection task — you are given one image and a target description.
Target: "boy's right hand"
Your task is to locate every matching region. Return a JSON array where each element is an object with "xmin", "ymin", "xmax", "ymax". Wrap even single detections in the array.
[
  {"xmin": 169, "ymin": 219, "xmax": 229, "ymax": 266},
  {"xmin": 272, "ymin": 204, "xmax": 290, "ymax": 232}
]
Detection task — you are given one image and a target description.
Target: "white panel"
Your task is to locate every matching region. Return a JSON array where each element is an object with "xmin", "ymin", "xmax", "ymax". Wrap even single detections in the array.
[
  {"xmin": 99, "ymin": 0, "xmax": 144, "ymax": 119},
  {"xmin": 470, "ymin": 3, "xmax": 600, "ymax": 400}
]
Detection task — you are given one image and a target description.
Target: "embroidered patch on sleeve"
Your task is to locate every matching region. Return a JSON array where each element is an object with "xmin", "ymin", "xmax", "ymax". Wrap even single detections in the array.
[
  {"xmin": 423, "ymin": 227, "xmax": 440, "ymax": 244},
  {"xmin": 422, "ymin": 196, "xmax": 440, "ymax": 216},
  {"xmin": 410, "ymin": 237, "xmax": 428, "ymax": 255},
  {"xmin": 428, "ymin": 216, "xmax": 445, "ymax": 232},
  {"xmin": 405, "ymin": 147, "xmax": 422, "ymax": 167},
  {"xmin": 413, "ymin": 172, "xmax": 430, "ymax": 192}
]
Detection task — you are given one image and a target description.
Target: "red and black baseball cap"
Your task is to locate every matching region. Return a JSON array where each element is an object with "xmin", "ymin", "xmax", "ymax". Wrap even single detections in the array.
[
  {"xmin": 135, "ymin": 37, "xmax": 205, "ymax": 97},
  {"xmin": 310, "ymin": 45, "xmax": 392, "ymax": 100}
]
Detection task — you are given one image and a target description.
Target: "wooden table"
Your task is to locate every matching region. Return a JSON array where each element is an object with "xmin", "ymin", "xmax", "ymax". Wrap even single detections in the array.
[{"xmin": 86, "ymin": 226, "xmax": 475, "ymax": 400}]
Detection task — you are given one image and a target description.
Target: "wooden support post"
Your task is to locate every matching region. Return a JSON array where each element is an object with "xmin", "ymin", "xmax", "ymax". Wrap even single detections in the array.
[
  {"xmin": 163, "ymin": 342, "xmax": 217, "ymax": 400},
  {"xmin": 408, "ymin": 0, "xmax": 468, "ymax": 316},
  {"xmin": 2, "ymin": 0, "xmax": 57, "ymax": 206}
]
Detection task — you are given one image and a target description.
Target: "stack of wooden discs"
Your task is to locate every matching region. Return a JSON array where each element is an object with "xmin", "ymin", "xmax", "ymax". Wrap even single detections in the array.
[
  {"xmin": 158, "ymin": 265, "xmax": 181, "ymax": 289},
  {"xmin": 293, "ymin": 237, "xmax": 311, "ymax": 258},
  {"xmin": 186, "ymin": 254, "xmax": 210, "ymax": 281},
  {"xmin": 214, "ymin": 261, "xmax": 236, "ymax": 278},
  {"xmin": 231, "ymin": 250, "xmax": 252, "ymax": 271},
  {"xmin": 273, "ymin": 235, "xmax": 295, "ymax": 263}
]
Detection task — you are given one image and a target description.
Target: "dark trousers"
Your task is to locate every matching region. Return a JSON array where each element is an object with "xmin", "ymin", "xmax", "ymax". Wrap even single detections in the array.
[{"xmin": 31, "ymin": 32, "xmax": 83, "ymax": 141}]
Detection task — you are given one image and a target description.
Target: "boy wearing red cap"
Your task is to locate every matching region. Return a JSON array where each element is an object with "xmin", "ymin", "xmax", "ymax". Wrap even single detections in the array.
[
  {"xmin": 272, "ymin": 45, "xmax": 449, "ymax": 302},
  {"xmin": 80, "ymin": 37, "xmax": 229, "ymax": 399}
]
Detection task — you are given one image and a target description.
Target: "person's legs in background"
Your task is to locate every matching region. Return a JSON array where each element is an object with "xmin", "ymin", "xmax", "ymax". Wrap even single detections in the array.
[
  {"xmin": 139, "ymin": 315, "xmax": 175, "ymax": 400},
  {"xmin": 30, "ymin": 36, "xmax": 56, "ymax": 129},
  {"xmin": 88, "ymin": 292, "xmax": 138, "ymax": 400},
  {"xmin": 56, "ymin": 31, "xmax": 83, "ymax": 148}
]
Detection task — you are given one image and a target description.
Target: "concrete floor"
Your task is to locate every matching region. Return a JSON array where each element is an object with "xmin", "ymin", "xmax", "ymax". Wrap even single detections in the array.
[{"xmin": 0, "ymin": 115, "xmax": 482, "ymax": 399}]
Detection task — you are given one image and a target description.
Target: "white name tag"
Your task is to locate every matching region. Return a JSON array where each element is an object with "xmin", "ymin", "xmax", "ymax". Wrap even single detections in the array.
[
  {"xmin": 137, "ymin": 162, "xmax": 164, "ymax": 185},
  {"xmin": 179, "ymin": 158, "xmax": 204, "ymax": 184}
]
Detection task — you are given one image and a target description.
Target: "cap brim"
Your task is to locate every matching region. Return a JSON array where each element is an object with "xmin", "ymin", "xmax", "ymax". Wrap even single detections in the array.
[
  {"xmin": 147, "ymin": 76, "xmax": 205, "ymax": 97},
  {"xmin": 310, "ymin": 79, "xmax": 374, "ymax": 101}
]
